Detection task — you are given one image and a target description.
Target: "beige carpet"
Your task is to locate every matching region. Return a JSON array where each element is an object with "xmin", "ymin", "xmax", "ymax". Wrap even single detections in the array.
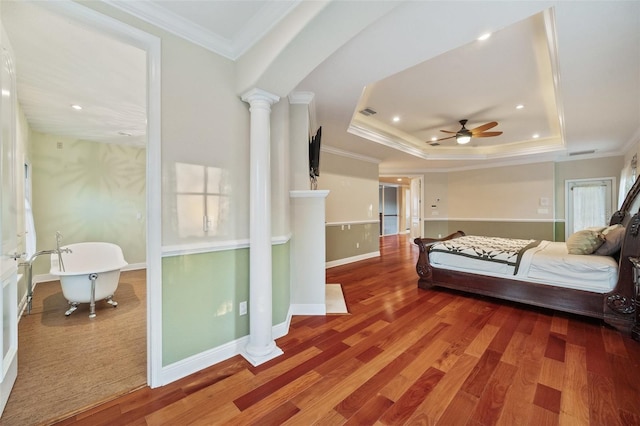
[
  {"xmin": 326, "ymin": 284, "xmax": 348, "ymax": 314},
  {"xmin": 0, "ymin": 270, "xmax": 147, "ymax": 426}
]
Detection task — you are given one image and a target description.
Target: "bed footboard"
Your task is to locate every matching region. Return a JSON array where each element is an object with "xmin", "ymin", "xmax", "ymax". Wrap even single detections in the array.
[{"xmin": 414, "ymin": 231, "xmax": 465, "ymax": 288}]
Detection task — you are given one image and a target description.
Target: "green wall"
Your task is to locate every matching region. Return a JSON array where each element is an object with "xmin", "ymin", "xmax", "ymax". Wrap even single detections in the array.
[
  {"xmin": 31, "ymin": 132, "xmax": 146, "ymax": 275},
  {"xmin": 161, "ymin": 242, "xmax": 290, "ymax": 365}
]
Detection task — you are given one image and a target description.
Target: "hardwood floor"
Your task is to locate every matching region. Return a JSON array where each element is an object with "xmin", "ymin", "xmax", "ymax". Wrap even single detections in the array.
[{"xmin": 55, "ymin": 235, "xmax": 640, "ymax": 425}]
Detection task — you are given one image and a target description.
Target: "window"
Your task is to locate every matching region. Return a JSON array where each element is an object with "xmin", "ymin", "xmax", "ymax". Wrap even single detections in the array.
[
  {"xmin": 174, "ymin": 163, "xmax": 229, "ymax": 238},
  {"xmin": 566, "ymin": 178, "xmax": 614, "ymax": 238}
]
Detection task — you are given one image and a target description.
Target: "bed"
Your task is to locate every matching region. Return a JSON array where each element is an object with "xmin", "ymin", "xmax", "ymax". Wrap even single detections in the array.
[{"xmin": 414, "ymin": 178, "xmax": 640, "ymax": 341}]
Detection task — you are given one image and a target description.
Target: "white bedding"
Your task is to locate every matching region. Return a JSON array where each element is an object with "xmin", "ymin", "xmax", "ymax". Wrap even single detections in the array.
[{"xmin": 429, "ymin": 239, "xmax": 618, "ymax": 293}]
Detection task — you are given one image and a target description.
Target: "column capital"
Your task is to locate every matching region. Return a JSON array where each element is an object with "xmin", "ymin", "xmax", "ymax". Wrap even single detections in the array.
[{"xmin": 241, "ymin": 88, "xmax": 280, "ymax": 105}]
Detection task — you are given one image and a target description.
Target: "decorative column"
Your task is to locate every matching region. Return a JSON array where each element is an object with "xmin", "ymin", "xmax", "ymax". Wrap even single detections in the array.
[{"xmin": 240, "ymin": 88, "xmax": 283, "ymax": 366}]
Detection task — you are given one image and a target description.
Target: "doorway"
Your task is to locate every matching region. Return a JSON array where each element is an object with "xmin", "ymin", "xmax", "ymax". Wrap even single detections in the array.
[
  {"xmin": 379, "ymin": 185, "xmax": 400, "ymax": 236},
  {"xmin": 0, "ymin": 0, "xmax": 162, "ymax": 421},
  {"xmin": 565, "ymin": 177, "xmax": 615, "ymax": 238},
  {"xmin": 379, "ymin": 175, "xmax": 422, "ymax": 239}
]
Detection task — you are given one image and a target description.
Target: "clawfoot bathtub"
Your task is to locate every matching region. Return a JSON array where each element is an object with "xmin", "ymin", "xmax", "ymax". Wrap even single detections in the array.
[{"xmin": 50, "ymin": 242, "xmax": 128, "ymax": 318}]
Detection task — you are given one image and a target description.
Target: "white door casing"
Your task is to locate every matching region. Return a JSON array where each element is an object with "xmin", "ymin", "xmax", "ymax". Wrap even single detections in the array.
[
  {"xmin": 410, "ymin": 177, "xmax": 422, "ymax": 240},
  {"xmin": 0, "ymin": 24, "xmax": 19, "ymax": 416}
]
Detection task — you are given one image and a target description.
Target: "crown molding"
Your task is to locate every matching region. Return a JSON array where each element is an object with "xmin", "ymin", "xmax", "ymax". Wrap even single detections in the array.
[
  {"xmin": 321, "ymin": 144, "xmax": 381, "ymax": 164},
  {"xmin": 103, "ymin": 0, "xmax": 300, "ymax": 60},
  {"xmin": 288, "ymin": 91, "xmax": 314, "ymax": 104}
]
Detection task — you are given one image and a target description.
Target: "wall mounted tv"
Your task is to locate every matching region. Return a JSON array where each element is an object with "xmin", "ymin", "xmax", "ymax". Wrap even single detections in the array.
[{"xmin": 309, "ymin": 126, "xmax": 322, "ymax": 185}]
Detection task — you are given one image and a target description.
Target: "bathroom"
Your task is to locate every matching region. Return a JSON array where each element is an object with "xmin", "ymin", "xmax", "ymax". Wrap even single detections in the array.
[{"xmin": 1, "ymin": 2, "xmax": 150, "ymax": 423}]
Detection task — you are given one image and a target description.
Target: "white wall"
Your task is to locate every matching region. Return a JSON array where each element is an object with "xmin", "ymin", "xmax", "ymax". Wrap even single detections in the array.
[
  {"xmin": 319, "ymin": 151, "xmax": 379, "ymax": 223},
  {"xmin": 159, "ymin": 35, "xmax": 250, "ymax": 246},
  {"xmin": 447, "ymin": 162, "xmax": 555, "ymax": 220}
]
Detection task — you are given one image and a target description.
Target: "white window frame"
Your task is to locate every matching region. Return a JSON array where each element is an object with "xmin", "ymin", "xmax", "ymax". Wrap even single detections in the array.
[{"xmin": 565, "ymin": 177, "xmax": 616, "ymax": 239}]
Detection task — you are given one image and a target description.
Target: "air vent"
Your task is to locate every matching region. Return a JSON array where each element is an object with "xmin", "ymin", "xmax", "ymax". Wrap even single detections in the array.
[
  {"xmin": 569, "ymin": 150, "xmax": 596, "ymax": 156},
  {"xmin": 429, "ymin": 142, "xmax": 440, "ymax": 147},
  {"xmin": 359, "ymin": 107, "xmax": 377, "ymax": 116}
]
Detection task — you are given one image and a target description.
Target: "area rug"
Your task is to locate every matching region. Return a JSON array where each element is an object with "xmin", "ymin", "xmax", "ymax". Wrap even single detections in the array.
[{"xmin": 326, "ymin": 284, "xmax": 349, "ymax": 314}]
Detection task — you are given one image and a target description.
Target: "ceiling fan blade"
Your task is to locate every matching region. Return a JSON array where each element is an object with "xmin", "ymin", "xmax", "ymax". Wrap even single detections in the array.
[
  {"xmin": 434, "ymin": 135, "xmax": 456, "ymax": 142},
  {"xmin": 474, "ymin": 131, "xmax": 503, "ymax": 138},
  {"xmin": 439, "ymin": 130, "xmax": 457, "ymax": 134},
  {"xmin": 470, "ymin": 121, "xmax": 498, "ymax": 134}
]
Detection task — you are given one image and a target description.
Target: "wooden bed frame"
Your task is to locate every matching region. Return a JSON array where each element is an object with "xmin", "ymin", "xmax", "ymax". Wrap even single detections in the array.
[{"xmin": 415, "ymin": 179, "xmax": 640, "ymax": 341}]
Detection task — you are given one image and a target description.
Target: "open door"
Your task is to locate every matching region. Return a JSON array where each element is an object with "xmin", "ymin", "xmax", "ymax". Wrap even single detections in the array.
[
  {"xmin": 0, "ymin": 26, "xmax": 19, "ymax": 416},
  {"xmin": 410, "ymin": 177, "xmax": 422, "ymax": 240}
]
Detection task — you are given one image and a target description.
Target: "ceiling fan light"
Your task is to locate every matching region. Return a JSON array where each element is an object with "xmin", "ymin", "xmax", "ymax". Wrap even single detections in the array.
[{"xmin": 456, "ymin": 134, "xmax": 471, "ymax": 144}]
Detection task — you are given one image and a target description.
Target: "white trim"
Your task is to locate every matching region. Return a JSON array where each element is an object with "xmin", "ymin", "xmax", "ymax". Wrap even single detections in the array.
[
  {"xmin": 326, "ymin": 251, "xmax": 380, "ymax": 269},
  {"xmin": 288, "ymin": 92, "xmax": 316, "ymax": 134},
  {"xmin": 160, "ymin": 335, "xmax": 251, "ymax": 386},
  {"xmin": 380, "ymin": 151, "xmax": 625, "ymax": 175},
  {"xmin": 162, "ymin": 234, "xmax": 291, "ymax": 257},
  {"xmin": 565, "ymin": 177, "xmax": 616, "ymax": 239},
  {"xmin": 321, "ymin": 144, "xmax": 381, "ymax": 164},
  {"xmin": 122, "ymin": 262, "xmax": 147, "ymax": 272},
  {"xmin": 288, "ymin": 92, "xmax": 315, "ymax": 105},
  {"xmin": 23, "ymin": 0, "xmax": 163, "ymax": 388},
  {"xmin": 425, "ymin": 217, "xmax": 558, "ymax": 223},
  {"xmin": 325, "ymin": 220, "xmax": 379, "ymax": 226},
  {"xmin": 158, "ymin": 312, "xmax": 293, "ymax": 386},
  {"xmin": 17, "ymin": 292, "xmax": 28, "ymax": 320},
  {"xmin": 102, "ymin": 0, "xmax": 300, "ymax": 60},
  {"xmin": 543, "ymin": 7, "xmax": 567, "ymax": 154}
]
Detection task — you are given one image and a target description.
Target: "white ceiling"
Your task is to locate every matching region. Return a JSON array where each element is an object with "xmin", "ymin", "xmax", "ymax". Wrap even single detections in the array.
[
  {"xmin": 348, "ymin": 10, "xmax": 563, "ymax": 161},
  {"xmin": 3, "ymin": 1, "xmax": 640, "ymax": 173},
  {"xmin": 3, "ymin": 1, "xmax": 147, "ymax": 147}
]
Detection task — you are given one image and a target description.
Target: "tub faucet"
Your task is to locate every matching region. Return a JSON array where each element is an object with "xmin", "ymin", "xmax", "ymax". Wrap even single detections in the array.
[
  {"xmin": 19, "ymin": 235, "xmax": 72, "ymax": 315},
  {"xmin": 55, "ymin": 231, "xmax": 66, "ymax": 272}
]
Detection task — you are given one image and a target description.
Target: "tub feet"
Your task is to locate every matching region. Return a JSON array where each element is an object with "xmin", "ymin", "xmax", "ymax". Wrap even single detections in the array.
[
  {"xmin": 65, "ymin": 302, "xmax": 79, "ymax": 316},
  {"xmin": 106, "ymin": 296, "xmax": 118, "ymax": 308}
]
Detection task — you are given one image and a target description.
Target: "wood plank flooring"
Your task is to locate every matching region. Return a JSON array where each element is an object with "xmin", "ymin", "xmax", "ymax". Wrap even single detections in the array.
[{"xmin": 54, "ymin": 235, "xmax": 640, "ymax": 425}]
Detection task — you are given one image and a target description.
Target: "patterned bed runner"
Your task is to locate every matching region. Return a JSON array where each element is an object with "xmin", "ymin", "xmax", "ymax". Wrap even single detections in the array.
[{"xmin": 430, "ymin": 235, "xmax": 541, "ymax": 274}]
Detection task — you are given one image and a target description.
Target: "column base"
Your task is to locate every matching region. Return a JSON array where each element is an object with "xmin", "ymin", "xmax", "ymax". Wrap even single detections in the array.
[{"xmin": 241, "ymin": 344, "xmax": 284, "ymax": 367}]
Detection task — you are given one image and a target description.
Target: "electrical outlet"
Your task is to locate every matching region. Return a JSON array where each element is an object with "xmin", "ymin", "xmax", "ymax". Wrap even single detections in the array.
[
  {"xmin": 356, "ymin": 242, "xmax": 360, "ymax": 248},
  {"xmin": 239, "ymin": 301, "xmax": 247, "ymax": 316}
]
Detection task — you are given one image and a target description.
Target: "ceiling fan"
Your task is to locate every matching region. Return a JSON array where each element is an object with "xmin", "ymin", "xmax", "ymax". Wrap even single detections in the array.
[{"xmin": 434, "ymin": 119, "xmax": 502, "ymax": 145}]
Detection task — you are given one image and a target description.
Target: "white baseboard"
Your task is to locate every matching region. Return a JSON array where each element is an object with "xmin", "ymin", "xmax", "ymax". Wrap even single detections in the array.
[
  {"xmin": 160, "ymin": 335, "xmax": 251, "ymax": 386},
  {"xmin": 159, "ymin": 310, "xmax": 294, "ymax": 386},
  {"xmin": 18, "ymin": 292, "xmax": 28, "ymax": 320},
  {"xmin": 325, "ymin": 251, "xmax": 380, "ymax": 268},
  {"xmin": 123, "ymin": 262, "xmax": 147, "ymax": 271}
]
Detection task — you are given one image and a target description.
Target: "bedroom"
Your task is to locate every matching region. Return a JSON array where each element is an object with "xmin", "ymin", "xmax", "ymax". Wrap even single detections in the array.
[{"xmin": 0, "ymin": 0, "xmax": 638, "ymax": 423}]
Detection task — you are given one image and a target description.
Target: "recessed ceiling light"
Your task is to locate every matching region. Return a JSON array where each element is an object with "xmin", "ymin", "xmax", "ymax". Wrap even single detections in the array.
[
  {"xmin": 397, "ymin": 178, "xmax": 402, "ymax": 182},
  {"xmin": 477, "ymin": 32, "xmax": 491, "ymax": 41},
  {"xmin": 392, "ymin": 116, "xmax": 400, "ymax": 122},
  {"xmin": 1, "ymin": 89, "xmax": 9, "ymax": 97},
  {"xmin": 431, "ymin": 136, "xmax": 438, "ymax": 141},
  {"xmin": 516, "ymin": 104, "xmax": 524, "ymax": 109},
  {"xmin": 532, "ymin": 133, "xmax": 540, "ymax": 139},
  {"xmin": 71, "ymin": 104, "xmax": 82, "ymax": 110}
]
